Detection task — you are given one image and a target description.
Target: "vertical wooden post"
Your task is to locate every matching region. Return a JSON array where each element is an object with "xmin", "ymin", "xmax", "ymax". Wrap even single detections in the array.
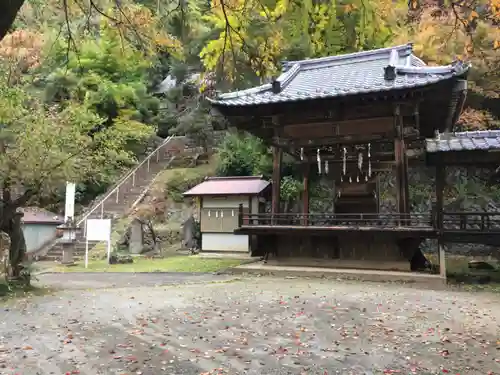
[
  {"xmin": 439, "ymin": 243, "xmax": 447, "ymax": 279},
  {"xmin": 238, "ymin": 203, "xmax": 244, "ymax": 227},
  {"xmin": 394, "ymin": 105, "xmax": 409, "ymax": 223},
  {"xmin": 436, "ymin": 163, "xmax": 446, "ymax": 280},
  {"xmin": 435, "ymin": 164, "xmax": 445, "ymax": 231},
  {"xmin": 271, "ymin": 146, "xmax": 282, "ymax": 224},
  {"xmin": 402, "ymin": 145, "xmax": 410, "ymax": 213},
  {"xmin": 302, "ymin": 161, "xmax": 310, "ymax": 225}
]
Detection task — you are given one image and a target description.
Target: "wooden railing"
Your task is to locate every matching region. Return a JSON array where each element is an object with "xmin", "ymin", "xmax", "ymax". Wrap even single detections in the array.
[
  {"xmin": 442, "ymin": 211, "xmax": 500, "ymax": 232},
  {"xmin": 237, "ymin": 209, "xmax": 433, "ymax": 228}
]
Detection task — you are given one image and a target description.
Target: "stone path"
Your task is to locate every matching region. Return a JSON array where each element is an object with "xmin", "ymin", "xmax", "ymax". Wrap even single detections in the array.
[
  {"xmin": 35, "ymin": 272, "xmax": 232, "ymax": 289},
  {"xmin": 1, "ymin": 275, "xmax": 499, "ymax": 374}
]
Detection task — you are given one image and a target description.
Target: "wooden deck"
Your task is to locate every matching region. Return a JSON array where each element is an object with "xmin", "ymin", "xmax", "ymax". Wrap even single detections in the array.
[
  {"xmin": 235, "ymin": 224, "xmax": 436, "ymax": 236},
  {"xmin": 236, "ymin": 212, "xmax": 436, "ymax": 237},
  {"xmin": 234, "ymin": 211, "xmax": 500, "ymax": 243}
]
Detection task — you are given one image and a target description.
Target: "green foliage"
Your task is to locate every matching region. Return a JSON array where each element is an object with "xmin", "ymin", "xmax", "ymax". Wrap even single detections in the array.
[
  {"xmin": 200, "ymin": 0, "xmax": 405, "ymax": 86},
  {"xmin": 280, "ymin": 175, "xmax": 302, "ymax": 202},
  {"xmin": 215, "ymin": 132, "xmax": 272, "ymax": 178},
  {"xmin": 215, "ymin": 131, "xmax": 302, "ymax": 204},
  {"xmin": 0, "ymin": 76, "xmax": 103, "ymax": 203},
  {"xmin": 43, "ymin": 22, "xmax": 159, "ymax": 128},
  {"xmin": 165, "ymin": 171, "xmax": 206, "ymax": 202}
]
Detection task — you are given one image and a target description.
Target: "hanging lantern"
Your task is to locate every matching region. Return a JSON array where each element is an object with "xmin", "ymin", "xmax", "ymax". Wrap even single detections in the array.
[
  {"xmin": 325, "ymin": 160, "xmax": 329, "ymax": 174},
  {"xmin": 342, "ymin": 147, "xmax": 347, "ymax": 175},
  {"xmin": 368, "ymin": 143, "xmax": 372, "ymax": 178},
  {"xmin": 317, "ymin": 149, "xmax": 322, "ymax": 174},
  {"xmin": 300, "ymin": 147, "xmax": 304, "ymax": 161}
]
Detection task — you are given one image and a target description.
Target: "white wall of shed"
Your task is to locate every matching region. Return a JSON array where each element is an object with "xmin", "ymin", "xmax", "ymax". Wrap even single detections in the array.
[{"xmin": 201, "ymin": 233, "xmax": 249, "ymax": 252}]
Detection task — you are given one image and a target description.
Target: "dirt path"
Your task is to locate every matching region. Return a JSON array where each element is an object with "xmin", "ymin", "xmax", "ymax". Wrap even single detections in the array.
[{"xmin": 1, "ymin": 276, "xmax": 499, "ymax": 374}]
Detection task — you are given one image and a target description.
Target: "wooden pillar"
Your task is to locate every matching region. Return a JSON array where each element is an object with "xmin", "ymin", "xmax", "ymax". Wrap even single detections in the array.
[
  {"xmin": 439, "ymin": 243, "xmax": 447, "ymax": 278},
  {"xmin": 435, "ymin": 163, "xmax": 446, "ymax": 280},
  {"xmin": 402, "ymin": 146, "xmax": 410, "ymax": 213},
  {"xmin": 302, "ymin": 161, "xmax": 310, "ymax": 225},
  {"xmin": 271, "ymin": 146, "xmax": 282, "ymax": 223},
  {"xmin": 394, "ymin": 105, "xmax": 409, "ymax": 220},
  {"xmin": 435, "ymin": 164, "xmax": 445, "ymax": 231},
  {"xmin": 375, "ymin": 174, "xmax": 381, "ymax": 213}
]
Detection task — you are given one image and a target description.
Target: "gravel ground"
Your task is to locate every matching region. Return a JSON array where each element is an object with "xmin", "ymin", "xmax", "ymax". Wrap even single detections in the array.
[{"xmin": 1, "ymin": 274, "xmax": 500, "ymax": 375}]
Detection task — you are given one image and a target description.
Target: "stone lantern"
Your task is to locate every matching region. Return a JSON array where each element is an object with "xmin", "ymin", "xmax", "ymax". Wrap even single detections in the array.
[{"xmin": 59, "ymin": 217, "xmax": 77, "ymax": 265}]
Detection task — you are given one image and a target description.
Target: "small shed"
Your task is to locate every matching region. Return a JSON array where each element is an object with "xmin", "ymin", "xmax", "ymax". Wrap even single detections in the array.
[
  {"xmin": 19, "ymin": 207, "xmax": 64, "ymax": 253},
  {"xmin": 183, "ymin": 176, "xmax": 270, "ymax": 253}
]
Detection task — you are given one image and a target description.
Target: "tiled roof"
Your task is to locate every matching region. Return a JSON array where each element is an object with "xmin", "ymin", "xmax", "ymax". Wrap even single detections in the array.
[
  {"xmin": 426, "ymin": 130, "xmax": 500, "ymax": 153},
  {"xmin": 183, "ymin": 176, "xmax": 270, "ymax": 196},
  {"xmin": 209, "ymin": 43, "xmax": 469, "ymax": 107}
]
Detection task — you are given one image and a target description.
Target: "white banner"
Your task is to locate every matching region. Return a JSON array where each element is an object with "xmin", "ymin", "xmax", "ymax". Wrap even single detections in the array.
[{"xmin": 64, "ymin": 182, "xmax": 76, "ymax": 222}]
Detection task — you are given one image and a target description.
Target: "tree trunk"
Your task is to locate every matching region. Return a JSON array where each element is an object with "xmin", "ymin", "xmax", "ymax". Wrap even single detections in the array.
[
  {"xmin": 0, "ymin": 0, "xmax": 25, "ymax": 41},
  {"xmin": 0, "ymin": 231, "xmax": 11, "ymax": 278},
  {"xmin": 7, "ymin": 212, "xmax": 26, "ymax": 280}
]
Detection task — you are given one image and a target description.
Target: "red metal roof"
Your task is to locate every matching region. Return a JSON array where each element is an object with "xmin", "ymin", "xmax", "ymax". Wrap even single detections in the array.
[{"xmin": 183, "ymin": 176, "xmax": 270, "ymax": 196}]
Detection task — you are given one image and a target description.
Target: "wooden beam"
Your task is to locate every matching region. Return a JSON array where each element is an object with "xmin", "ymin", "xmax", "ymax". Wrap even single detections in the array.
[
  {"xmin": 302, "ymin": 161, "xmax": 310, "ymax": 225},
  {"xmin": 435, "ymin": 164, "xmax": 445, "ymax": 231},
  {"xmin": 392, "ymin": 104, "xmax": 410, "ymax": 219},
  {"xmin": 402, "ymin": 142, "xmax": 410, "ymax": 214},
  {"xmin": 271, "ymin": 145, "xmax": 282, "ymax": 223}
]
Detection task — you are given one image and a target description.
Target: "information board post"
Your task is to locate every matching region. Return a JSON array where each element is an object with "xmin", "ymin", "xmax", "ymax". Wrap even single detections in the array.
[{"xmin": 85, "ymin": 219, "xmax": 112, "ymax": 268}]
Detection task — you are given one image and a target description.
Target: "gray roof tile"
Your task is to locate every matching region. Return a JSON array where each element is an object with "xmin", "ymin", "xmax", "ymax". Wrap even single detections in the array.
[
  {"xmin": 426, "ymin": 130, "xmax": 500, "ymax": 153},
  {"xmin": 210, "ymin": 43, "xmax": 470, "ymax": 107}
]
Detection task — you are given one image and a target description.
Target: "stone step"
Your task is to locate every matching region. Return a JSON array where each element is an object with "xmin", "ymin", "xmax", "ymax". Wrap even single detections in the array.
[{"xmin": 41, "ymin": 153, "xmax": 177, "ymax": 260}]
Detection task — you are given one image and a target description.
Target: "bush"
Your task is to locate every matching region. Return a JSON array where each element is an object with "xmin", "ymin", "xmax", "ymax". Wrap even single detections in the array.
[
  {"xmin": 165, "ymin": 171, "xmax": 205, "ymax": 202},
  {"xmin": 215, "ymin": 132, "xmax": 272, "ymax": 178}
]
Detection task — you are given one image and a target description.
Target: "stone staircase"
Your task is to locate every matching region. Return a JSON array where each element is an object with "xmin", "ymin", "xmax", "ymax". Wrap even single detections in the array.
[{"xmin": 34, "ymin": 136, "xmax": 193, "ymax": 261}]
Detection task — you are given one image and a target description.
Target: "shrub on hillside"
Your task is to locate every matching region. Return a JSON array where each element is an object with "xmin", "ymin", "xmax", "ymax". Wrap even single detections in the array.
[{"xmin": 165, "ymin": 171, "xmax": 205, "ymax": 202}]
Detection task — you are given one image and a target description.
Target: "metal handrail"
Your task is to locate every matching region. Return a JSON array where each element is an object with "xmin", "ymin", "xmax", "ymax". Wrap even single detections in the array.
[
  {"xmin": 76, "ymin": 135, "xmax": 174, "ymax": 227},
  {"xmin": 30, "ymin": 136, "xmax": 179, "ymax": 260}
]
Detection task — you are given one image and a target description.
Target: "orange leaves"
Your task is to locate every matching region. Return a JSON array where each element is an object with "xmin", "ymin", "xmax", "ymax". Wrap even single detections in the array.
[
  {"xmin": 491, "ymin": 0, "xmax": 500, "ymax": 17},
  {"xmin": 0, "ymin": 30, "xmax": 43, "ymax": 71},
  {"xmin": 343, "ymin": 4, "xmax": 357, "ymax": 13},
  {"xmin": 469, "ymin": 10, "xmax": 479, "ymax": 20},
  {"xmin": 465, "ymin": 41, "xmax": 475, "ymax": 56}
]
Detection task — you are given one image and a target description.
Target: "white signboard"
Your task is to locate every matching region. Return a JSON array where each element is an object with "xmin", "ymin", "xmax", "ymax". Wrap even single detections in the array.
[
  {"xmin": 64, "ymin": 182, "xmax": 76, "ymax": 222},
  {"xmin": 85, "ymin": 219, "xmax": 112, "ymax": 268},
  {"xmin": 86, "ymin": 219, "xmax": 111, "ymax": 241}
]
